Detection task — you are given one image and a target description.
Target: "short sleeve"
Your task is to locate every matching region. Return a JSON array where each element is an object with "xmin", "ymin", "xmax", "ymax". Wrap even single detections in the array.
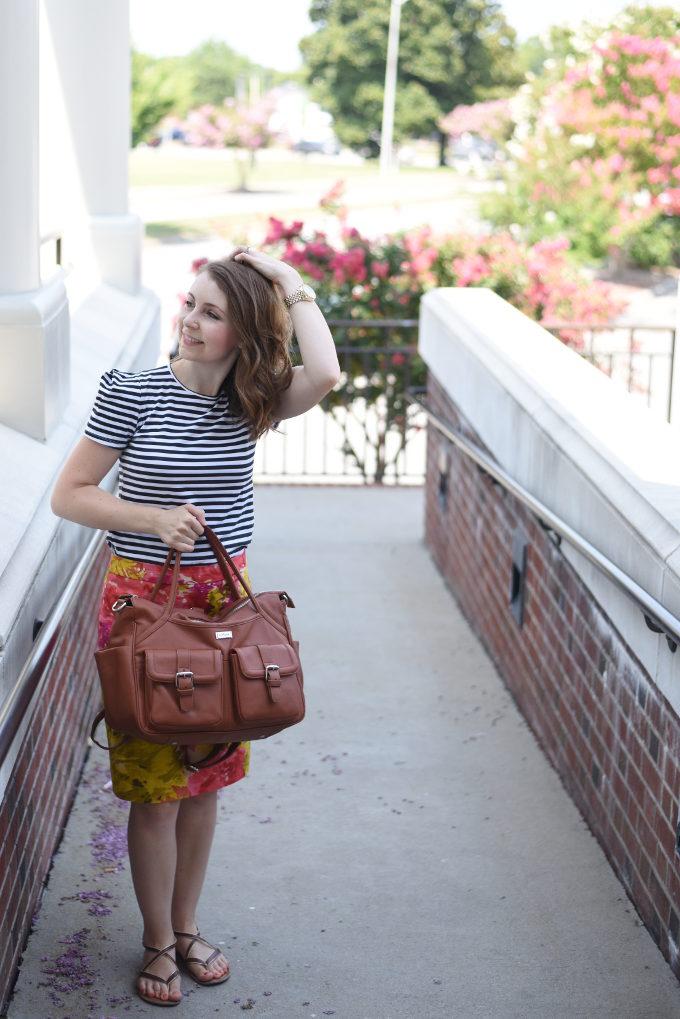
[{"xmin": 84, "ymin": 370, "xmax": 142, "ymax": 449}]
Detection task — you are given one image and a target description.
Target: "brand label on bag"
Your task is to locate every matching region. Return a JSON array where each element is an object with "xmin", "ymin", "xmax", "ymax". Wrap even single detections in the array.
[{"xmin": 215, "ymin": 631, "xmax": 233, "ymax": 639}]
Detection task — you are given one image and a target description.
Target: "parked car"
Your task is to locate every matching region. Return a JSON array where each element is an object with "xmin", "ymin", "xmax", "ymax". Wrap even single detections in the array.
[
  {"xmin": 448, "ymin": 132, "xmax": 501, "ymax": 162},
  {"xmin": 447, "ymin": 131, "xmax": 505, "ymax": 176},
  {"xmin": 292, "ymin": 137, "xmax": 341, "ymax": 155}
]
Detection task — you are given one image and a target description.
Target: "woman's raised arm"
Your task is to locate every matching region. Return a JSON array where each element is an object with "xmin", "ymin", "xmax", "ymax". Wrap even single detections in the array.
[{"xmin": 233, "ymin": 246, "xmax": 340, "ymax": 420}]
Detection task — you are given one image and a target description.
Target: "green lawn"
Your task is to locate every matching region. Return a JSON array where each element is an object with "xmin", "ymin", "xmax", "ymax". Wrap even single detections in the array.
[
  {"xmin": 129, "ymin": 145, "xmax": 450, "ymax": 190},
  {"xmin": 144, "ymin": 212, "xmax": 313, "ymax": 243},
  {"xmin": 133, "ymin": 145, "xmax": 483, "ymax": 244}
]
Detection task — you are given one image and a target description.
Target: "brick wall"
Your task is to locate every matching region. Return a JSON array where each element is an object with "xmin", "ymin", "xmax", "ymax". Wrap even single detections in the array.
[
  {"xmin": 425, "ymin": 375, "xmax": 680, "ymax": 976},
  {"xmin": 0, "ymin": 544, "xmax": 109, "ymax": 1011}
]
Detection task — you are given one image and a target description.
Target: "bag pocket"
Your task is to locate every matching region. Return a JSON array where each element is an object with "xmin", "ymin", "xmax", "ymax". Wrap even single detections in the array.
[
  {"xmin": 94, "ymin": 644, "xmax": 139, "ymax": 735},
  {"xmin": 230, "ymin": 643, "xmax": 304, "ymax": 728},
  {"xmin": 144, "ymin": 649, "xmax": 227, "ymax": 733}
]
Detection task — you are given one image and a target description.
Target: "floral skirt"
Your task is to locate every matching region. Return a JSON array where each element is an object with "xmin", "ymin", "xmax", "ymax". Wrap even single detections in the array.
[{"xmin": 97, "ymin": 552, "xmax": 250, "ymax": 804}]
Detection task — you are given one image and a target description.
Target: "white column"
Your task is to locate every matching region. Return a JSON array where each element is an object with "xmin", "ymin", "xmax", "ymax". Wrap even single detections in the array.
[
  {"xmin": 0, "ymin": 0, "xmax": 69, "ymax": 440},
  {"xmin": 0, "ymin": 0, "xmax": 40, "ymax": 294},
  {"xmin": 42, "ymin": 0, "xmax": 141, "ymax": 294}
]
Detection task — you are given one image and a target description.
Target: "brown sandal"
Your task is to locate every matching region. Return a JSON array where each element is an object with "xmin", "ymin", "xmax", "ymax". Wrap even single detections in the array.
[
  {"xmin": 173, "ymin": 929, "xmax": 231, "ymax": 986},
  {"xmin": 137, "ymin": 942, "xmax": 182, "ymax": 1007}
]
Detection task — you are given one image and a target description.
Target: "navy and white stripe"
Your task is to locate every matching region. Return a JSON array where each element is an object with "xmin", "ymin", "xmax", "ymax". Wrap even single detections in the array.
[{"xmin": 85, "ymin": 364, "xmax": 256, "ymax": 564}]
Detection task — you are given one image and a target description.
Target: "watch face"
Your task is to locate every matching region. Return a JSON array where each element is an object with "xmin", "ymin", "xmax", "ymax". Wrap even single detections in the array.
[{"xmin": 302, "ymin": 284, "xmax": 316, "ymax": 300}]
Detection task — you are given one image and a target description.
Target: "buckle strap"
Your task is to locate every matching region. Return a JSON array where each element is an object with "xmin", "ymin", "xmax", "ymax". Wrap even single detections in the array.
[{"xmin": 89, "ymin": 709, "xmax": 127, "ymax": 751}]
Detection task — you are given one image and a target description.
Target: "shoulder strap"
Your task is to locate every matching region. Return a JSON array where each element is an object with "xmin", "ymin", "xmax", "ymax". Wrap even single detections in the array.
[{"xmin": 89, "ymin": 710, "xmax": 127, "ymax": 752}]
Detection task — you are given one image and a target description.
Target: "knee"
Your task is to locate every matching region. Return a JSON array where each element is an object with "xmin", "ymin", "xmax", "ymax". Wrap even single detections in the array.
[
  {"xmin": 178, "ymin": 791, "xmax": 217, "ymax": 818},
  {"xmin": 130, "ymin": 800, "xmax": 180, "ymax": 831}
]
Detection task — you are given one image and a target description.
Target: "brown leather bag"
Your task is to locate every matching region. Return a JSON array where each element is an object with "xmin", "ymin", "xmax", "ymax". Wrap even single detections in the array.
[{"xmin": 91, "ymin": 526, "xmax": 304, "ymax": 763}]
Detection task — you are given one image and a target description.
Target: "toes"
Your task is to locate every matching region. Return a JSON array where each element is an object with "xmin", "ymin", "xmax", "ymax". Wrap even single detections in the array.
[
  {"xmin": 153, "ymin": 979, "xmax": 168, "ymax": 1000},
  {"xmin": 208, "ymin": 955, "xmax": 228, "ymax": 976},
  {"xmin": 139, "ymin": 977, "xmax": 164, "ymax": 1001}
]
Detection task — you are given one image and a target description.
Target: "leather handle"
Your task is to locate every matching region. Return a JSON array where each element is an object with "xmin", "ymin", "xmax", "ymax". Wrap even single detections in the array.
[
  {"xmin": 148, "ymin": 528, "xmax": 243, "ymax": 605},
  {"xmin": 143, "ymin": 527, "xmax": 292, "ymax": 643},
  {"xmin": 201, "ymin": 526, "xmax": 258, "ymax": 606}
]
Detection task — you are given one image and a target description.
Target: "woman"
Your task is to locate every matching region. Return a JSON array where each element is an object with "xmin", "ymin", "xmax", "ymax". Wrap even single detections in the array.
[{"xmin": 51, "ymin": 247, "xmax": 340, "ymax": 1007}]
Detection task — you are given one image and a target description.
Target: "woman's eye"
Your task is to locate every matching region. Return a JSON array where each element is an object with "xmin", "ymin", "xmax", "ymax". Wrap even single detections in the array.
[
  {"xmin": 184, "ymin": 299, "xmax": 193, "ymax": 309},
  {"xmin": 207, "ymin": 311, "xmax": 219, "ymax": 319}
]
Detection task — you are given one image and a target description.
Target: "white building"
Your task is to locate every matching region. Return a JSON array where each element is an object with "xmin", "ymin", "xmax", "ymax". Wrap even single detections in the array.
[{"xmin": 0, "ymin": 1, "xmax": 158, "ymax": 793}]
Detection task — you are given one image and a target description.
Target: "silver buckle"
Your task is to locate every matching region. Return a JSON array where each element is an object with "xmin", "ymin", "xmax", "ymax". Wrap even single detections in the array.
[
  {"xmin": 112, "ymin": 595, "xmax": 134, "ymax": 613},
  {"xmin": 264, "ymin": 664, "xmax": 281, "ymax": 685},
  {"xmin": 175, "ymin": 670, "xmax": 194, "ymax": 690}
]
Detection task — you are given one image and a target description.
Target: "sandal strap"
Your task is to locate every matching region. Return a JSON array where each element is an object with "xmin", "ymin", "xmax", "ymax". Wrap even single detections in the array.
[
  {"xmin": 138, "ymin": 966, "xmax": 180, "ymax": 987},
  {"xmin": 174, "ymin": 929, "xmax": 220, "ymax": 969},
  {"xmin": 140, "ymin": 942, "xmax": 180, "ymax": 986}
]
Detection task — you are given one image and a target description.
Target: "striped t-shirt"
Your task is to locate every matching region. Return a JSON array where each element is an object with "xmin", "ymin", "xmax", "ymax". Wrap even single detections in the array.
[{"xmin": 84, "ymin": 363, "xmax": 256, "ymax": 564}]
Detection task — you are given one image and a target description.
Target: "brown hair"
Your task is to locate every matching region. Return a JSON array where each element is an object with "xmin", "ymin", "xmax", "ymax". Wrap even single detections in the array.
[{"xmin": 202, "ymin": 259, "xmax": 294, "ymax": 438}]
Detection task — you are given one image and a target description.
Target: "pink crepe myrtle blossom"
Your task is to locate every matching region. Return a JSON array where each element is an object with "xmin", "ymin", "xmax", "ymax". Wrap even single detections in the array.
[
  {"xmin": 210, "ymin": 204, "xmax": 626, "ymax": 343},
  {"xmin": 440, "ymin": 98, "xmax": 513, "ymax": 143},
  {"xmin": 495, "ymin": 30, "xmax": 680, "ymax": 264}
]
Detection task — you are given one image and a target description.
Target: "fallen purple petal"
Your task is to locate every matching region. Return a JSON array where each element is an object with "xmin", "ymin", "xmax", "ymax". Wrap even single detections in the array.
[{"xmin": 39, "ymin": 928, "xmax": 96, "ymax": 1009}]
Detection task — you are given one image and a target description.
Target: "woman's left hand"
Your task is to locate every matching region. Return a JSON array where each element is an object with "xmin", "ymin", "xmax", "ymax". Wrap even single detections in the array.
[{"xmin": 230, "ymin": 245, "xmax": 302, "ymax": 294}]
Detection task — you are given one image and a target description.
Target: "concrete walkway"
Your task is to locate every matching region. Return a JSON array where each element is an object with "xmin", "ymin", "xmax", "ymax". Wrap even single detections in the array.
[{"xmin": 7, "ymin": 487, "xmax": 680, "ymax": 1019}]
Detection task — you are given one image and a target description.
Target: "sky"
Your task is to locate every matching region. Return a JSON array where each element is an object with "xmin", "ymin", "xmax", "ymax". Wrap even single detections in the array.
[{"xmin": 130, "ymin": 0, "xmax": 680, "ymax": 70}]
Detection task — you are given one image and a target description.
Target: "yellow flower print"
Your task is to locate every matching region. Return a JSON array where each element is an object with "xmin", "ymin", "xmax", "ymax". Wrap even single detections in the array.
[{"xmin": 109, "ymin": 556, "xmax": 149, "ymax": 581}]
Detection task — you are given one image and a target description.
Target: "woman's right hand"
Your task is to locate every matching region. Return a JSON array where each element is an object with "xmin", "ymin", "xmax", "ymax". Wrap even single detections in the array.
[{"xmin": 154, "ymin": 504, "xmax": 206, "ymax": 551}]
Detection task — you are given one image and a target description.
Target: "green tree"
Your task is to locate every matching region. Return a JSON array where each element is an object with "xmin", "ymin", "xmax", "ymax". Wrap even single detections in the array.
[
  {"xmin": 131, "ymin": 50, "xmax": 191, "ymax": 147},
  {"xmin": 300, "ymin": 0, "xmax": 521, "ymax": 163},
  {"xmin": 184, "ymin": 40, "xmax": 270, "ymax": 107},
  {"xmin": 614, "ymin": 3, "xmax": 680, "ymax": 35}
]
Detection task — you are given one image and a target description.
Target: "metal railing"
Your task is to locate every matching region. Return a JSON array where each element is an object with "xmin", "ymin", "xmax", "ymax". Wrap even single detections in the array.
[
  {"xmin": 409, "ymin": 392, "xmax": 680, "ymax": 653},
  {"xmin": 546, "ymin": 323, "xmax": 677, "ymax": 422},
  {"xmin": 0, "ymin": 529, "xmax": 106, "ymax": 770},
  {"xmin": 255, "ymin": 318, "xmax": 677, "ymax": 485},
  {"xmin": 256, "ymin": 319, "xmax": 425, "ymax": 485}
]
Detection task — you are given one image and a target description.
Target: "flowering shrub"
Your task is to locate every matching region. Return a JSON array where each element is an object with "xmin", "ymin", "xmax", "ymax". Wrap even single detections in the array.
[
  {"xmin": 482, "ymin": 31, "xmax": 680, "ymax": 265},
  {"xmin": 259, "ymin": 187, "xmax": 623, "ymax": 477},
  {"xmin": 184, "ymin": 94, "xmax": 277, "ymax": 188},
  {"xmin": 440, "ymin": 98, "xmax": 514, "ymax": 143},
  {"xmin": 262, "ymin": 184, "xmax": 622, "ymax": 343}
]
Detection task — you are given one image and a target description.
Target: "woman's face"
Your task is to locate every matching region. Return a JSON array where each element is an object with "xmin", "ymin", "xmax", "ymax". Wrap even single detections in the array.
[{"xmin": 177, "ymin": 272, "xmax": 241, "ymax": 368}]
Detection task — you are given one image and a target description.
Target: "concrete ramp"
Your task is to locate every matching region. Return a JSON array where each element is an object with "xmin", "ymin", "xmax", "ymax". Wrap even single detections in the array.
[{"xmin": 7, "ymin": 487, "xmax": 680, "ymax": 1018}]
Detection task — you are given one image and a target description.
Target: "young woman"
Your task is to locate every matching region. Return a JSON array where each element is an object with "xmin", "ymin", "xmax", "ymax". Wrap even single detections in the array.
[{"xmin": 51, "ymin": 247, "xmax": 340, "ymax": 1007}]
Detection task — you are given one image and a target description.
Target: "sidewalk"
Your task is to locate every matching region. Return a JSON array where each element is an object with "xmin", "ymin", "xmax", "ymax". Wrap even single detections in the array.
[{"xmin": 7, "ymin": 487, "xmax": 680, "ymax": 1019}]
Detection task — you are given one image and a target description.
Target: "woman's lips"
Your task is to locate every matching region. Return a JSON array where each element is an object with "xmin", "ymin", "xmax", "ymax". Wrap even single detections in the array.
[{"xmin": 181, "ymin": 334, "xmax": 202, "ymax": 346}]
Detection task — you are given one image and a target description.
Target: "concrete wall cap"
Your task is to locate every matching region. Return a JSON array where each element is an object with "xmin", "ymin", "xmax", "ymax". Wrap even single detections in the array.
[{"xmin": 420, "ymin": 287, "xmax": 680, "ymax": 536}]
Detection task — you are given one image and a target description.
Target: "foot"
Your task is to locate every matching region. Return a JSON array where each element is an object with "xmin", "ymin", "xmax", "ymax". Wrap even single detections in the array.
[
  {"xmin": 137, "ymin": 942, "xmax": 182, "ymax": 1006},
  {"xmin": 173, "ymin": 928, "xmax": 230, "ymax": 985}
]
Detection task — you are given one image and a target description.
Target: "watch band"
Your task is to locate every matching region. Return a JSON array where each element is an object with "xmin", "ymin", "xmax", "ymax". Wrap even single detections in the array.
[{"xmin": 284, "ymin": 284, "xmax": 316, "ymax": 308}]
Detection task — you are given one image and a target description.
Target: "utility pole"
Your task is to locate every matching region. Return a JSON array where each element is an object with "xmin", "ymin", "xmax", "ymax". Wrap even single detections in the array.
[{"xmin": 379, "ymin": 0, "xmax": 408, "ymax": 175}]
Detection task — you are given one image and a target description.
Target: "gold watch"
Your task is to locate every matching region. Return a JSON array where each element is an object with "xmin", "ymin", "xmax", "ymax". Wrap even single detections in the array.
[{"xmin": 283, "ymin": 283, "xmax": 316, "ymax": 308}]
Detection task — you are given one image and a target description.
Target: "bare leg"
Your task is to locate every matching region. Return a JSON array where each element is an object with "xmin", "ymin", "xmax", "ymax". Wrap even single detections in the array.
[
  {"xmin": 128, "ymin": 800, "xmax": 183, "ymax": 1003},
  {"xmin": 171, "ymin": 791, "xmax": 230, "ymax": 982}
]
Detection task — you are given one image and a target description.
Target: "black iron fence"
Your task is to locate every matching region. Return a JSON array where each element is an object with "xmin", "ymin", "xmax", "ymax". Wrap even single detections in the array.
[
  {"xmin": 254, "ymin": 318, "xmax": 677, "ymax": 485},
  {"xmin": 254, "ymin": 319, "xmax": 426, "ymax": 485},
  {"xmin": 546, "ymin": 323, "xmax": 677, "ymax": 422}
]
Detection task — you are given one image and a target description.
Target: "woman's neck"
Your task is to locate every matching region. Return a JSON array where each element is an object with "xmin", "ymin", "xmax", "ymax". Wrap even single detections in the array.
[{"xmin": 170, "ymin": 356, "xmax": 236, "ymax": 397}]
